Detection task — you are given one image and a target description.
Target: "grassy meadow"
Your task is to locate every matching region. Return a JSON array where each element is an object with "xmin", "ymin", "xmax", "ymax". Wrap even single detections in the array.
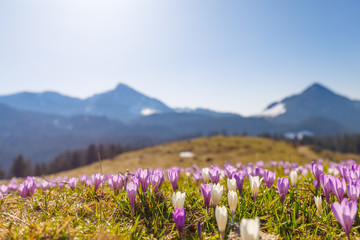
[{"xmin": 0, "ymin": 136, "xmax": 359, "ymax": 239}]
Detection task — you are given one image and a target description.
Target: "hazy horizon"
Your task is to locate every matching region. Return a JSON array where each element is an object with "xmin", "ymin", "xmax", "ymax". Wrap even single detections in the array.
[{"xmin": 1, "ymin": 1, "xmax": 359, "ymax": 116}]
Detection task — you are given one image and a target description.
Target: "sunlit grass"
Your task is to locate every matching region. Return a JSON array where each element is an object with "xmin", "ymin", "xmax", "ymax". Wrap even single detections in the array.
[{"xmin": 0, "ymin": 161, "xmax": 358, "ymax": 240}]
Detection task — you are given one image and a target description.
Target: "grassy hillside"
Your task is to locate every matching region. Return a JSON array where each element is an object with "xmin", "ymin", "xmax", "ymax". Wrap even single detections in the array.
[{"xmin": 51, "ymin": 136, "xmax": 360, "ymax": 177}]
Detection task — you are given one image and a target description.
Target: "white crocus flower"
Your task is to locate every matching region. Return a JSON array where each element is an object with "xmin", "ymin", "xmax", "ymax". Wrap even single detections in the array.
[
  {"xmin": 228, "ymin": 190, "xmax": 238, "ymax": 222},
  {"xmin": 240, "ymin": 217, "xmax": 260, "ymax": 240},
  {"xmin": 314, "ymin": 196, "xmax": 322, "ymax": 214},
  {"xmin": 220, "ymin": 170, "xmax": 226, "ymax": 181},
  {"xmin": 290, "ymin": 170, "xmax": 298, "ymax": 187},
  {"xmin": 249, "ymin": 175, "xmax": 263, "ymax": 201},
  {"xmin": 202, "ymin": 168, "xmax": 210, "ymax": 182},
  {"xmin": 215, "ymin": 205, "xmax": 228, "ymax": 240},
  {"xmin": 172, "ymin": 191, "xmax": 185, "ymax": 209},
  {"xmin": 227, "ymin": 178, "xmax": 237, "ymax": 192},
  {"xmin": 210, "ymin": 183, "xmax": 223, "ymax": 208}
]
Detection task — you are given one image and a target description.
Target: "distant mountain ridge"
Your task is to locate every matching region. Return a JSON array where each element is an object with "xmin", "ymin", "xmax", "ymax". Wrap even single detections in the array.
[
  {"xmin": 0, "ymin": 83, "xmax": 236, "ymax": 122},
  {"xmin": 0, "ymin": 84, "xmax": 174, "ymax": 122},
  {"xmin": 260, "ymin": 83, "xmax": 360, "ymax": 131},
  {"xmin": 0, "ymin": 82, "xmax": 359, "ymax": 171}
]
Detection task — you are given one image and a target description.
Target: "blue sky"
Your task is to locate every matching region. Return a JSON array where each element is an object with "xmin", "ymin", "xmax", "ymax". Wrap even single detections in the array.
[{"xmin": 0, "ymin": 0, "xmax": 359, "ymax": 116}]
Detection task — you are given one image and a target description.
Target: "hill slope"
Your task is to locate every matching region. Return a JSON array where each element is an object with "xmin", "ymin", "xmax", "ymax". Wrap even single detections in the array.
[{"xmin": 51, "ymin": 136, "xmax": 360, "ymax": 177}]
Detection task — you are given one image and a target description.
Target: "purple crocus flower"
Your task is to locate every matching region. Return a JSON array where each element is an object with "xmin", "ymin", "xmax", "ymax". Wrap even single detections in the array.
[
  {"xmin": 319, "ymin": 174, "xmax": 333, "ymax": 203},
  {"xmin": 263, "ymin": 170, "xmax": 276, "ymax": 188},
  {"xmin": 254, "ymin": 167, "xmax": 264, "ymax": 177},
  {"xmin": 209, "ymin": 165, "xmax": 221, "ymax": 184},
  {"xmin": 7, "ymin": 179, "xmax": 19, "ymax": 191},
  {"xmin": 25, "ymin": 178, "xmax": 37, "ymax": 196},
  {"xmin": 311, "ymin": 161, "xmax": 324, "ymax": 189},
  {"xmin": 173, "ymin": 208, "xmax": 186, "ymax": 234},
  {"xmin": 330, "ymin": 176, "xmax": 346, "ymax": 202},
  {"xmin": 193, "ymin": 171, "xmax": 203, "ymax": 183},
  {"xmin": 18, "ymin": 184, "xmax": 29, "ymax": 198},
  {"xmin": 80, "ymin": 175, "xmax": 87, "ymax": 185},
  {"xmin": 311, "ymin": 161, "xmax": 323, "ymax": 189},
  {"xmin": 138, "ymin": 168, "xmax": 150, "ymax": 193},
  {"xmin": 331, "ymin": 198, "xmax": 357, "ymax": 240},
  {"xmin": 167, "ymin": 168, "xmax": 180, "ymax": 192},
  {"xmin": 200, "ymin": 183, "xmax": 212, "ymax": 214},
  {"xmin": 91, "ymin": 173, "xmax": 105, "ymax": 191},
  {"xmin": 224, "ymin": 164, "xmax": 237, "ymax": 179},
  {"xmin": 126, "ymin": 181, "xmax": 138, "ymax": 217},
  {"xmin": 41, "ymin": 180, "xmax": 54, "ymax": 192},
  {"xmin": 68, "ymin": 177, "xmax": 79, "ymax": 190},
  {"xmin": 108, "ymin": 174, "xmax": 126, "ymax": 191},
  {"xmin": 0, "ymin": 185, "xmax": 8, "ymax": 195},
  {"xmin": 347, "ymin": 180, "xmax": 360, "ymax": 202},
  {"xmin": 150, "ymin": 170, "xmax": 165, "ymax": 193},
  {"xmin": 277, "ymin": 177, "xmax": 289, "ymax": 203},
  {"xmin": 233, "ymin": 171, "xmax": 245, "ymax": 194},
  {"xmin": 338, "ymin": 165, "xmax": 351, "ymax": 183}
]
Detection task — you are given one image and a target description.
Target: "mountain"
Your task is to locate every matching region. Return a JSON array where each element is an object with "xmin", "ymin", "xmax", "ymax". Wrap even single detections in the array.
[
  {"xmin": 259, "ymin": 83, "xmax": 360, "ymax": 131},
  {"xmin": 1, "ymin": 81, "xmax": 360, "ymax": 171},
  {"xmin": 0, "ymin": 103, "xmax": 180, "ymax": 170},
  {"xmin": 0, "ymin": 84, "xmax": 173, "ymax": 122},
  {"xmin": 84, "ymin": 83, "xmax": 173, "ymax": 122},
  {"xmin": 0, "ymin": 91, "xmax": 85, "ymax": 117}
]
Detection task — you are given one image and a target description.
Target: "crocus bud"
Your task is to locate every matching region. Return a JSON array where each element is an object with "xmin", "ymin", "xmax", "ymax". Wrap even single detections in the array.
[
  {"xmin": 210, "ymin": 183, "xmax": 223, "ymax": 209},
  {"xmin": 138, "ymin": 168, "xmax": 150, "ymax": 193},
  {"xmin": 249, "ymin": 175, "xmax": 263, "ymax": 202},
  {"xmin": 126, "ymin": 181, "xmax": 138, "ymax": 217},
  {"xmin": 209, "ymin": 165, "xmax": 221, "ymax": 184},
  {"xmin": 80, "ymin": 175, "xmax": 87, "ymax": 185},
  {"xmin": 314, "ymin": 196, "xmax": 322, "ymax": 214},
  {"xmin": 263, "ymin": 170, "xmax": 276, "ymax": 188},
  {"xmin": 228, "ymin": 190, "xmax": 238, "ymax": 222},
  {"xmin": 240, "ymin": 217, "xmax": 260, "ymax": 240},
  {"xmin": 108, "ymin": 174, "xmax": 126, "ymax": 191},
  {"xmin": 167, "ymin": 168, "xmax": 180, "ymax": 192},
  {"xmin": 173, "ymin": 208, "xmax": 186, "ymax": 234},
  {"xmin": 172, "ymin": 191, "xmax": 185, "ymax": 209},
  {"xmin": 289, "ymin": 170, "xmax": 298, "ymax": 187},
  {"xmin": 311, "ymin": 161, "xmax": 323, "ymax": 189},
  {"xmin": 24, "ymin": 178, "xmax": 37, "ymax": 196},
  {"xmin": 319, "ymin": 174, "xmax": 333, "ymax": 203},
  {"xmin": 0, "ymin": 185, "xmax": 8, "ymax": 195},
  {"xmin": 227, "ymin": 178, "xmax": 237, "ymax": 192},
  {"xmin": 233, "ymin": 171, "xmax": 245, "ymax": 194},
  {"xmin": 68, "ymin": 177, "xmax": 78, "ymax": 190},
  {"xmin": 91, "ymin": 173, "xmax": 105, "ymax": 191},
  {"xmin": 330, "ymin": 176, "xmax": 346, "ymax": 202},
  {"xmin": 215, "ymin": 206, "xmax": 227, "ymax": 240},
  {"xmin": 347, "ymin": 181, "xmax": 360, "ymax": 202},
  {"xmin": 331, "ymin": 198, "xmax": 357, "ymax": 240},
  {"xmin": 277, "ymin": 177, "xmax": 289, "ymax": 203},
  {"xmin": 150, "ymin": 170, "xmax": 165, "ymax": 193},
  {"xmin": 201, "ymin": 183, "xmax": 212, "ymax": 214},
  {"xmin": 225, "ymin": 164, "xmax": 237, "ymax": 179},
  {"xmin": 18, "ymin": 184, "xmax": 29, "ymax": 198},
  {"xmin": 202, "ymin": 168, "xmax": 210, "ymax": 182}
]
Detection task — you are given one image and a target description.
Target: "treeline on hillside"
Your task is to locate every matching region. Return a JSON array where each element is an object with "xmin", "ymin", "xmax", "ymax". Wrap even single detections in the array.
[
  {"xmin": 300, "ymin": 135, "xmax": 360, "ymax": 154},
  {"xmin": 6, "ymin": 143, "xmax": 135, "ymax": 178},
  {"xmin": 259, "ymin": 132, "xmax": 360, "ymax": 155}
]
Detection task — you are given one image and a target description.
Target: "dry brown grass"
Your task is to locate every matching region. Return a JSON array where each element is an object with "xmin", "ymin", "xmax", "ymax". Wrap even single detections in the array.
[{"xmin": 50, "ymin": 136, "xmax": 360, "ymax": 178}]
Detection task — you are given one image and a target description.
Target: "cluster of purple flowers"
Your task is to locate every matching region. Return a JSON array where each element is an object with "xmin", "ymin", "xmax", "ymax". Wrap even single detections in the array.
[{"xmin": 1, "ymin": 158, "xmax": 360, "ymax": 239}]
